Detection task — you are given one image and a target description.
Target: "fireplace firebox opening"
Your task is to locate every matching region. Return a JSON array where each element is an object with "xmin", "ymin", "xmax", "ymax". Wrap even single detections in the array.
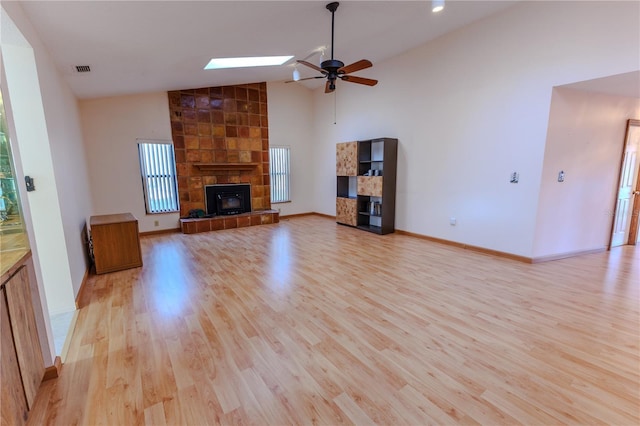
[{"xmin": 205, "ymin": 184, "xmax": 252, "ymax": 216}]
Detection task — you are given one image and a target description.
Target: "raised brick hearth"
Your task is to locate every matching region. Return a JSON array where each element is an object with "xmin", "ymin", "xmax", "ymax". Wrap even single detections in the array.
[{"xmin": 180, "ymin": 210, "xmax": 279, "ymax": 234}]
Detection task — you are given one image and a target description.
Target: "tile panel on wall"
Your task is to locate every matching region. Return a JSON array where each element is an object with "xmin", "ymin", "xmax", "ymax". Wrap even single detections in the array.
[{"xmin": 168, "ymin": 82, "xmax": 271, "ymax": 217}]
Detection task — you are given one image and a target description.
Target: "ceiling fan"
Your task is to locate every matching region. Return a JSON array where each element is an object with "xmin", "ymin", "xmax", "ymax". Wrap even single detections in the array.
[{"xmin": 289, "ymin": 2, "xmax": 378, "ymax": 93}]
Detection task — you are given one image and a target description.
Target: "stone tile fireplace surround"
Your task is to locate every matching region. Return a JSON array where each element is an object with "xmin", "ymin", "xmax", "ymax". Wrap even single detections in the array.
[{"xmin": 168, "ymin": 82, "xmax": 278, "ymax": 233}]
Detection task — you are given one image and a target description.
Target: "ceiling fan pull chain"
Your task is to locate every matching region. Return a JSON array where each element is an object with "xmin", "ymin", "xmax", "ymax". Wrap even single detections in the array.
[{"xmin": 334, "ymin": 90, "xmax": 337, "ymax": 125}]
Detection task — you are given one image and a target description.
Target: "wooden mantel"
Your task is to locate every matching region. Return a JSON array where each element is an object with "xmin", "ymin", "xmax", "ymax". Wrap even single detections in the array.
[{"xmin": 193, "ymin": 163, "xmax": 259, "ymax": 172}]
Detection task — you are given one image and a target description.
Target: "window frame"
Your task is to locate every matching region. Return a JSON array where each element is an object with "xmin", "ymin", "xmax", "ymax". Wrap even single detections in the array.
[
  {"xmin": 137, "ymin": 140, "xmax": 180, "ymax": 214},
  {"xmin": 269, "ymin": 145, "xmax": 291, "ymax": 204}
]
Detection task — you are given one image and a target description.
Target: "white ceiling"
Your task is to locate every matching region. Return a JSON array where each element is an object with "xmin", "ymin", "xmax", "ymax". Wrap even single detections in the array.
[
  {"xmin": 17, "ymin": 0, "xmax": 521, "ymax": 99},
  {"xmin": 561, "ymin": 71, "xmax": 640, "ymax": 99},
  {"xmin": 13, "ymin": 1, "xmax": 639, "ymax": 101}
]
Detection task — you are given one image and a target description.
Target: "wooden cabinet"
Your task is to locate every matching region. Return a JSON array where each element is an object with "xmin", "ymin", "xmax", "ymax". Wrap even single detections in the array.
[
  {"xmin": 336, "ymin": 138, "xmax": 398, "ymax": 235},
  {"xmin": 336, "ymin": 197, "xmax": 358, "ymax": 227},
  {"xmin": 356, "ymin": 176, "xmax": 383, "ymax": 197},
  {"xmin": 4, "ymin": 266, "xmax": 45, "ymax": 407},
  {"xmin": 336, "ymin": 142, "xmax": 358, "ymax": 227},
  {"xmin": 336, "ymin": 141, "xmax": 358, "ymax": 176},
  {"xmin": 1, "ymin": 260, "xmax": 45, "ymax": 425},
  {"xmin": 90, "ymin": 213, "xmax": 143, "ymax": 274},
  {"xmin": 1, "ymin": 287, "xmax": 29, "ymax": 425}
]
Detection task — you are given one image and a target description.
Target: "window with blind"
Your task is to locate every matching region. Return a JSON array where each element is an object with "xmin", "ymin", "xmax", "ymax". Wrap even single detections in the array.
[
  {"xmin": 269, "ymin": 146, "xmax": 290, "ymax": 203},
  {"xmin": 138, "ymin": 141, "xmax": 180, "ymax": 214}
]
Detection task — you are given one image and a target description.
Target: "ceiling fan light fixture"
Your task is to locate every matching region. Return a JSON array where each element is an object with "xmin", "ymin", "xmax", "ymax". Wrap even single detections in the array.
[
  {"xmin": 294, "ymin": 2, "xmax": 378, "ymax": 93},
  {"xmin": 432, "ymin": 0, "xmax": 445, "ymax": 13},
  {"xmin": 292, "ymin": 67, "xmax": 301, "ymax": 81}
]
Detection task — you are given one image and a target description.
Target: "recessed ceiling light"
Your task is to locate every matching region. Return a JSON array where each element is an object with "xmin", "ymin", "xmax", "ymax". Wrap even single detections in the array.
[
  {"xmin": 204, "ymin": 56, "xmax": 294, "ymax": 70},
  {"xmin": 432, "ymin": 0, "xmax": 444, "ymax": 13}
]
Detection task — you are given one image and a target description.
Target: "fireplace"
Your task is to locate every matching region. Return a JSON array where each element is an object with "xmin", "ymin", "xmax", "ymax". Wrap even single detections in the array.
[{"xmin": 205, "ymin": 184, "xmax": 252, "ymax": 216}]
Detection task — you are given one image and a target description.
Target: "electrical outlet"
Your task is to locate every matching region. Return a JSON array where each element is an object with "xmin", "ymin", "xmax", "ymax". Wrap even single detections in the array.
[
  {"xmin": 154, "ymin": 220, "xmax": 159, "ymax": 227},
  {"xmin": 510, "ymin": 172, "xmax": 519, "ymax": 184},
  {"xmin": 558, "ymin": 171, "xmax": 565, "ymax": 182}
]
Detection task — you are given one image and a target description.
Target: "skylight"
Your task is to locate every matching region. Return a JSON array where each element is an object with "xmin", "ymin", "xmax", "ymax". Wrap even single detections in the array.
[{"xmin": 204, "ymin": 56, "xmax": 294, "ymax": 70}]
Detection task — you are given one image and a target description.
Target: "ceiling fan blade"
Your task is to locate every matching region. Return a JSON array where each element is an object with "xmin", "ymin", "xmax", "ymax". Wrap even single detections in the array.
[
  {"xmin": 340, "ymin": 75, "xmax": 378, "ymax": 86},
  {"xmin": 297, "ymin": 60, "xmax": 326, "ymax": 74},
  {"xmin": 325, "ymin": 80, "xmax": 335, "ymax": 93},
  {"xmin": 338, "ymin": 59, "xmax": 372, "ymax": 75},
  {"xmin": 284, "ymin": 76, "xmax": 325, "ymax": 83}
]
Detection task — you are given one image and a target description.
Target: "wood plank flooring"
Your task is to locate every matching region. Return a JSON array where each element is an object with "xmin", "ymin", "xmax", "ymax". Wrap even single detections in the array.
[{"xmin": 27, "ymin": 215, "xmax": 639, "ymax": 425}]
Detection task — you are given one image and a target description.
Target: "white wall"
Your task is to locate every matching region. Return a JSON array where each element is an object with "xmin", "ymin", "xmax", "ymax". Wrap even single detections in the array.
[
  {"xmin": 311, "ymin": 1, "xmax": 640, "ymax": 258},
  {"xmin": 80, "ymin": 93, "xmax": 178, "ymax": 233},
  {"xmin": 533, "ymin": 88, "xmax": 640, "ymax": 258},
  {"xmin": 2, "ymin": 3, "xmax": 91, "ymax": 311},
  {"xmin": 23, "ymin": 23, "xmax": 92, "ymax": 299},
  {"xmin": 81, "ymin": 84, "xmax": 316, "ymax": 228},
  {"xmin": 1, "ymin": 2, "xmax": 94, "ymax": 361},
  {"xmin": 267, "ymin": 81, "xmax": 315, "ymax": 216}
]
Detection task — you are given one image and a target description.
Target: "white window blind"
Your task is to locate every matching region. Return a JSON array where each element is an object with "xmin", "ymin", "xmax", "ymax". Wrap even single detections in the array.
[
  {"xmin": 138, "ymin": 141, "xmax": 180, "ymax": 214},
  {"xmin": 269, "ymin": 146, "xmax": 290, "ymax": 203}
]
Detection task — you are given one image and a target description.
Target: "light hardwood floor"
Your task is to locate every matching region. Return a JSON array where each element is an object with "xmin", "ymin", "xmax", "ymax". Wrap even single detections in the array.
[{"xmin": 28, "ymin": 216, "xmax": 639, "ymax": 425}]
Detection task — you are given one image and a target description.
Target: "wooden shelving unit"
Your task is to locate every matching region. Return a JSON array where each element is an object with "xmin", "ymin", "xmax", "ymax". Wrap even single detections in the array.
[{"xmin": 336, "ymin": 138, "xmax": 398, "ymax": 235}]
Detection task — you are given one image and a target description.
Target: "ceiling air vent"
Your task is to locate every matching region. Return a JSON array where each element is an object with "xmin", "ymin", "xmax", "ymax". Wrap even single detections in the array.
[{"xmin": 75, "ymin": 65, "xmax": 91, "ymax": 73}]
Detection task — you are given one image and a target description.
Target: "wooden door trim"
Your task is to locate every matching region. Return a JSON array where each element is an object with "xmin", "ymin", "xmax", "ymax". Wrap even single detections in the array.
[
  {"xmin": 627, "ymin": 119, "xmax": 640, "ymax": 245},
  {"xmin": 608, "ymin": 119, "xmax": 640, "ymax": 250}
]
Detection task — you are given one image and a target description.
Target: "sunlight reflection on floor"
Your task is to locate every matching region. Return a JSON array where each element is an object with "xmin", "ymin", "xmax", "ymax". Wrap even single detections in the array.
[
  {"xmin": 268, "ymin": 228, "xmax": 292, "ymax": 293},
  {"xmin": 146, "ymin": 241, "xmax": 191, "ymax": 317}
]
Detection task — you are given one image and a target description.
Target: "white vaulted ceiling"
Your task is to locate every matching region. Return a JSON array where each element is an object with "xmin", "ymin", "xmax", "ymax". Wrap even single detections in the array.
[{"xmin": 15, "ymin": 0, "xmax": 520, "ymax": 99}]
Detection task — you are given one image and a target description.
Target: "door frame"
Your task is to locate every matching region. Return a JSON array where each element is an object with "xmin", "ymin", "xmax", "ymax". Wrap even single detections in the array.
[{"xmin": 608, "ymin": 118, "xmax": 640, "ymax": 249}]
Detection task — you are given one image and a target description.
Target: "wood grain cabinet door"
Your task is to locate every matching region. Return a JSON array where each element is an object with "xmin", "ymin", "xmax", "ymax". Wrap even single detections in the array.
[
  {"xmin": 91, "ymin": 215, "xmax": 143, "ymax": 274},
  {"xmin": 4, "ymin": 266, "xmax": 45, "ymax": 409},
  {"xmin": 1, "ymin": 288, "xmax": 29, "ymax": 425},
  {"xmin": 336, "ymin": 198, "xmax": 357, "ymax": 226},
  {"xmin": 336, "ymin": 142, "xmax": 358, "ymax": 176},
  {"xmin": 357, "ymin": 176, "xmax": 383, "ymax": 197}
]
